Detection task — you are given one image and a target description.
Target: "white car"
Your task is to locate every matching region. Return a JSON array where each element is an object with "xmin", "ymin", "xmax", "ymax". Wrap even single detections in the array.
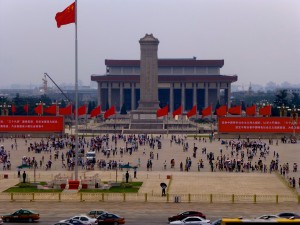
[
  {"xmin": 256, "ymin": 215, "xmax": 279, "ymax": 220},
  {"xmin": 60, "ymin": 215, "xmax": 97, "ymax": 225},
  {"xmin": 170, "ymin": 216, "xmax": 211, "ymax": 225}
]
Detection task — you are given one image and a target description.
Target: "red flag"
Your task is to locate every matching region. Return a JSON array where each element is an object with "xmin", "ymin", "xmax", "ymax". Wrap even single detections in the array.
[
  {"xmin": 216, "ymin": 105, "xmax": 227, "ymax": 117},
  {"xmin": 228, "ymin": 105, "xmax": 242, "ymax": 115},
  {"xmin": 104, "ymin": 106, "xmax": 116, "ymax": 119},
  {"xmin": 172, "ymin": 105, "xmax": 182, "ymax": 118},
  {"xmin": 59, "ymin": 105, "xmax": 72, "ymax": 115},
  {"xmin": 23, "ymin": 104, "xmax": 29, "ymax": 113},
  {"xmin": 11, "ymin": 104, "xmax": 16, "ymax": 114},
  {"xmin": 201, "ymin": 106, "xmax": 212, "ymax": 118},
  {"xmin": 259, "ymin": 105, "xmax": 271, "ymax": 116},
  {"xmin": 55, "ymin": 2, "xmax": 75, "ymax": 28},
  {"xmin": 34, "ymin": 104, "xmax": 43, "ymax": 115},
  {"xmin": 246, "ymin": 105, "xmax": 256, "ymax": 116},
  {"xmin": 187, "ymin": 105, "xmax": 197, "ymax": 118},
  {"xmin": 156, "ymin": 105, "xmax": 168, "ymax": 118},
  {"xmin": 75, "ymin": 105, "xmax": 87, "ymax": 117},
  {"xmin": 90, "ymin": 106, "xmax": 101, "ymax": 118},
  {"xmin": 44, "ymin": 105, "xmax": 57, "ymax": 115}
]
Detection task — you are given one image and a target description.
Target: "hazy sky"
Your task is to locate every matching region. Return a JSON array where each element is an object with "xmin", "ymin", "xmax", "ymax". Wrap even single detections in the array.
[{"xmin": 0, "ymin": 0, "xmax": 300, "ymax": 89}]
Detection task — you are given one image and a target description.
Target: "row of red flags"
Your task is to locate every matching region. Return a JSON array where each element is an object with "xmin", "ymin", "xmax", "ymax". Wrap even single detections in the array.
[
  {"xmin": 10, "ymin": 103, "xmax": 271, "ymax": 119},
  {"xmin": 11, "ymin": 104, "xmax": 115, "ymax": 119},
  {"xmin": 156, "ymin": 105, "xmax": 272, "ymax": 118}
]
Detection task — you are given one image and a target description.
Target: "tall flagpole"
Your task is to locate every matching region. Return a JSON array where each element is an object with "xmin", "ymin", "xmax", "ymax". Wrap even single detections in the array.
[{"xmin": 74, "ymin": 0, "xmax": 79, "ymax": 181}]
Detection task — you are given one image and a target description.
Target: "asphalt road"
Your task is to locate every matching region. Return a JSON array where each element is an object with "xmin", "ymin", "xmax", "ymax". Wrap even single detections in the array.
[{"xmin": 1, "ymin": 201, "xmax": 300, "ymax": 225}]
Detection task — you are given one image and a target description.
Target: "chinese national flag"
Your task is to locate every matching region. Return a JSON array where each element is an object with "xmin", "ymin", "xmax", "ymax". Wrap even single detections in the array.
[
  {"xmin": 246, "ymin": 105, "xmax": 256, "ymax": 116},
  {"xmin": 201, "ymin": 106, "xmax": 212, "ymax": 118},
  {"xmin": 55, "ymin": 2, "xmax": 75, "ymax": 28},
  {"xmin": 157, "ymin": 105, "xmax": 168, "ymax": 118},
  {"xmin": 75, "ymin": 105, "xmax": 87, "ymax": 117},
  {"xmin": 23, "ymin": 104, "xmax": 29, "ymax": 113},
  {"xmin": 259, "ymin": 105, "xmax": 271, "ymax": 116},
  {"xmin": 59, "ymin": 105, "xmax": 72, "ymax": 115},
  {"xmin": 228, "ymin": 105, "xmax": 241, "ymax": 115},
  {"xmin": 44, "ymin": 105, "xmax": 57, "ymax": 115},
  {"xmin": 172, "ymin": 105, "xmax": 182, "ymax": 118},
  {"xmin": 90, "ymin": 106, "xmax": 101, "ymax": 118},
  {"xmin": 104, "ymin": 106, "xmax": 116, "ymax": 119},
  {"xmin": 187, "ymin": 105, "xmax": 197, "ymax": 118},
  {"xmin": 216, "ymin": 105, "xmax": 227, "ymax": 117},
  {"xmin": 34, "ymin": 104, "xmax": 43, "ymax": 115},
  {"xmin": 11, "ymin": 104, "xmax": 16, "ymax": 114}
]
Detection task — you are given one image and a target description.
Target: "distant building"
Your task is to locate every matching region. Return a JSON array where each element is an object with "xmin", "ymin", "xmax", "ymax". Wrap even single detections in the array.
[
  {"xmin": 91, "ymin": 58, "xmax": 238, "ymax": 112},
  {"xmin": 286, "ymin": 88, "xmax": 300, "ymax": 95}
]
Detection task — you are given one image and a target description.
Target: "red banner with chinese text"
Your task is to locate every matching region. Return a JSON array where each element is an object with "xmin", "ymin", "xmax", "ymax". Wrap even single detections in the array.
[
  {"xmin": 218, "ymin": 117, "xmax": 300, "ymax": 133},
  {"xmin": 0, "ymin": 116, "xmax": 64, "ymax": 132}
]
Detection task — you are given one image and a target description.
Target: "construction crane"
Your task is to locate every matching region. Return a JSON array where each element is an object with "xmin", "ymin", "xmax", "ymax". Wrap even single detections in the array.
[{"xmin": 44, "ymin": 73, "xmax": 71, "ymax": 103}]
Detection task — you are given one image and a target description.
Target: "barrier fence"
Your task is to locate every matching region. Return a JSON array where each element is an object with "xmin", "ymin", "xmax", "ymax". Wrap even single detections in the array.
[{"xmin": 0, "ymin": 192, "xmax": 298, "ymax": 204}]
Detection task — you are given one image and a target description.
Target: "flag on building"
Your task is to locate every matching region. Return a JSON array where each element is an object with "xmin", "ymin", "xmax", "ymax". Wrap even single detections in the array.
[
  {"xmin": 11, "ymin": 104, "xmax": 16, "ymax": 114},
  {"xmin": 172, "ymin": 105, "xmax": 182, "ymax": 118},
  {"xmin": 44, "ymin": 105, "xmax": 57, "ymax": 115},
  {"xmin": 259, "ymin": 105, "xmax": 272, "ymax": 116},
  {"xmin": 55, "ymin": 2, "xmax": 75, "ymax": 28},
  {"xmin": 187, "ymin": 105, "xmax": 197, "ymax": 118},
  {"xmin": 228, "ymin": 105, "xmax": 242, "ymax": 115},
  {"xmin": 90, "ymin": 105, "xmax": 101, "ymax": 118},
  {"xmin": 157, "ymin": 105, "xmax": 168, "ymax": 118},
  {"xmin": 23, "ymin": 103, "xmax": 29, "ymax": 113},
  {"xmin": 59, "ymin": 105, "xmax": 72, "ymax": 115},
  {"xmin": 74, "ymin": 105, "xmax": 87, "ymax": 117},
  {"xmin": 34, "ymin": 104, "xmax": 43, "ymax": 115},
  {"xmin": 201, "ymin": 106, "xmax": 212, "ymax": 118},
  {"xmin": 246, "ymin": 105, "xmax": 256, "ymax": 116},
  {"xmin": 104, "ymin": 106, "xmax": 116, "ymax": 119},
  {"xmin": 216, "ymin": 105, "xmax": 227, "ymax": 117}
]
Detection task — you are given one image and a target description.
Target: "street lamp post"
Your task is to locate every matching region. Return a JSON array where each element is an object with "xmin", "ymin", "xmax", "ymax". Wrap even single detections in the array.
[
  {"xmin": 288, "ymin": 105, "xmax": 300, "ymax": 138},
  {"xmin": 0, "ymin": 102, "xmax": 12, "ymax": 116},
  {"xmin": 52, "ymin": 100, "xmax": 61, "ymax": 116},
  {"xmin": 277, "ymin": 104, "xmax": 289, "ymax": 117},
  {"xmin": 35, "ymin": 101, "xmax": 45, "ymax": 116}
]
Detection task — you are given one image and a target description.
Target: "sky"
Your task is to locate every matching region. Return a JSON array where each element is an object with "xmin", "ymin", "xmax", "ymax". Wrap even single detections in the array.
[{"xmin": 0, "ymin": 0, "xmax": 300, "ymax": 89}]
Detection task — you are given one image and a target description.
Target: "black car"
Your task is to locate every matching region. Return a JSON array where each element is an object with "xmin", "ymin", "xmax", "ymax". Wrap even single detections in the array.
[
  {"xmin": 277, "ymin": 212, "xmax": 300, "ymax": 219},
  {"xmin": 168, "ymin": 211, "xmax": 206, "ymax": 222},
  {"xmin": 96, "ymin": 213, "xmax": 125, "ymax": 224}
]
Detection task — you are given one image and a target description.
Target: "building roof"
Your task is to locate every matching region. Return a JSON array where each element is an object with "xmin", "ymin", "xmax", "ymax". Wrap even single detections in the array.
[
  {"xmin": 105, "ymin": 59, "xmax": 224, "ymax": 67},
  {"xmin": 91, "ymin": 74, "xmax": 237, "ymax": 83}
]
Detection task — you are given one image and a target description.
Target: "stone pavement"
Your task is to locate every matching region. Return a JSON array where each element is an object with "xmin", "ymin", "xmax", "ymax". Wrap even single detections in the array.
[
  {"xmin": 0, "ymin": 134, "xmax": 299, "ymax": 196},
  {"xmin": 0, "ymin": 170, "xmax": 297, "ymax": 201}
]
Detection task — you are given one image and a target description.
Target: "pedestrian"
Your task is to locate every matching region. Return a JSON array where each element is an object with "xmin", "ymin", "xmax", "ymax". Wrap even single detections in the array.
[
  {"xmin": 17, "ymin": 168, "xmax": 20, "ymax": 178},
  {"xmin": 125, "ymin": 171, "xmax": 129, "ymax": 183},
  {"xmin": 162, "ymin": 187, "xmax": 166, "ymax": 197},
  {"xmin": 134, "ymin": 167, "xmax": 137, "ymax": 179},
  {"xmin": 292, "ymin": 177, "xmax": 295, "ymax": 188},
  {"xmin": 22, "ymin": 171, "xmax": 26, "ymax": 183}
]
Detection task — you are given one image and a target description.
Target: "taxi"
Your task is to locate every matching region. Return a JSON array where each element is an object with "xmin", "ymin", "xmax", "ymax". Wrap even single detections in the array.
[{"xmin": 1, "ymin": 209, "xmax": 40, "ymax": 222}]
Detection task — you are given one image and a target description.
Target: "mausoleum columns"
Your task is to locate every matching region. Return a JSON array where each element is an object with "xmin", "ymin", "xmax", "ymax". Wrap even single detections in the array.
[
  {"xmin": 181, "ymin": 83, "xmax": 185, "ymax": 112},
  {"xmin": 205, "ymin": 83, "xmax": 209, "ymax": 107},
  {"xmin": 170, "ymin": 84, "xmax": 174, "ymax": 112}
]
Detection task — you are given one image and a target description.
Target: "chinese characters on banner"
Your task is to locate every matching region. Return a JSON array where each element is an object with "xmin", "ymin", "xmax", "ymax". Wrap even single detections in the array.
[
  {"xmin": 0, "ymin": 116, "xmax": 64, "ymax": 132},
  {"xmin": 219, "ymin": 117, "xmax": 300, "ymax": 133}
]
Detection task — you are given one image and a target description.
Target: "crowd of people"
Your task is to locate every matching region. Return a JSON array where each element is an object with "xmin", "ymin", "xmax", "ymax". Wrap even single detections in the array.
[{"xmin": 0, "ymin": 133, "xmax": 299, "ymax": 190}]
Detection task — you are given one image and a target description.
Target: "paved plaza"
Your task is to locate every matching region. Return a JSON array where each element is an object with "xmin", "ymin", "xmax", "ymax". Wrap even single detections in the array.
[{"xmin": 0, "ymin": 132, "xmax": 299, "ymax": 197}]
